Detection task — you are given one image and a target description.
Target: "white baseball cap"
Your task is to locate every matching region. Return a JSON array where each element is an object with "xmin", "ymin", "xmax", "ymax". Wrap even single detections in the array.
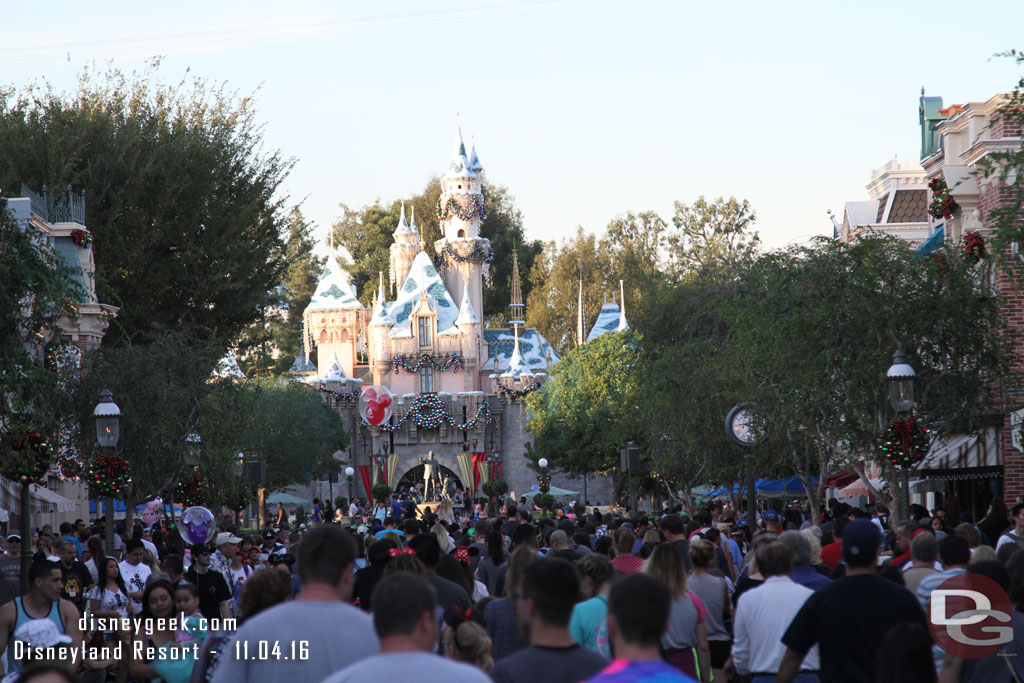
[
  {"xmin": 215, "ymin": 532, "xmax": 243, "ymax": 546},
  {"xmin": 15, "ymin": 619, "xmax": 72, "ymax": 648}
]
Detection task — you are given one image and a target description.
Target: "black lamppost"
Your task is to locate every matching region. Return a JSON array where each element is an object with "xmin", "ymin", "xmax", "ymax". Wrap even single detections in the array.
[
  {"xmin": 93, "ymin": 389, "xmax": 121, "ymax": 556},
  {"xmin": 887, "ymin": 347, "xmax": 916, "ymax": 515}
]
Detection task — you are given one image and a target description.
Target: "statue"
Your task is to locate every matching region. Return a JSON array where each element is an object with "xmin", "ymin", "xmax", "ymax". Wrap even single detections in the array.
[{"xmin": 421, "ymin": 451, "xmax": 436, "ymax": 501}]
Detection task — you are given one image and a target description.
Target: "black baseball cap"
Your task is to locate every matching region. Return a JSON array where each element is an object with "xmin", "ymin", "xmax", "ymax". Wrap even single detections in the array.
[{"xmin": 191, "ymin": 543, "xmax": 211, "ymax": 555}]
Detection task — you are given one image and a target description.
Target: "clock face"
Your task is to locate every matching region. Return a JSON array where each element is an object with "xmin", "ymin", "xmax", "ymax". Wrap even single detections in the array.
[{"xmin": 726, "ymin": 404, "xmax": 760, "ymax": 447}]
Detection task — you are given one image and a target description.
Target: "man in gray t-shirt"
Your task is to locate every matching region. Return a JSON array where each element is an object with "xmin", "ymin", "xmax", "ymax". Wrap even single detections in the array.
[
  {"xmin": 212, "ymin": 527, "xmax": 379, "ymax": 683},
  {"xmin": 323, "ymin": 573, "xmax": 489, "ymax": 683}
]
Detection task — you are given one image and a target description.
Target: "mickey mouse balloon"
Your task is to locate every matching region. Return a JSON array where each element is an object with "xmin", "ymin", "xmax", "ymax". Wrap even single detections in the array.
[{"xmin": 359, "ymin": 385, "xmax": 394, "ymax": 427}]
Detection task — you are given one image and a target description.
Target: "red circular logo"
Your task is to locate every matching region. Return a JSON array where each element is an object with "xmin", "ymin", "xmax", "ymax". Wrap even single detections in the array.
[{"xmin": 927, "ymin": 573, "xmax": 1014, "ymax": 659}]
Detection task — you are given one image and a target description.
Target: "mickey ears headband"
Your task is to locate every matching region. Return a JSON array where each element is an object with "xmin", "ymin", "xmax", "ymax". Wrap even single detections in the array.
[{"xmin": 388, "ymin": 547, "xmax": 416, "ymax": 558}]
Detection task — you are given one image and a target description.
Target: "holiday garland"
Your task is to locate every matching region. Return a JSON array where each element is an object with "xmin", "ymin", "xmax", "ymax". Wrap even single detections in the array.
[
  {"xmin": 392, "ymin": 353, "xmax": 462, "ymax": 374},
  {"xmin": 89, "ymin": 454, "xmax": 131, "ymax": 496},
  {"xmin": 877, "ymin": 417, "xmax": 931, "ymax": 466},
  {"xmin": 961, "ymin": 231, "xmax": 986, "ymax": 263},
  {"xmin": 175, "ymin": 472, "xmax": 210, "ymax": 507},
  {"xmin": 437, "ymin": 195, "xmax": 487, "ymax": 223},
  {"xmin": 70, "ymin": 229, "xmax": 93, "ymax": 248},
  {"xmin": 318, "ymin": 384, "xmax": 360, "ymax": 402},
  {"xmin": 537, "ymin": 473, "xmax": 551, "ymax": 494},
  {"xmin": 1, "ymin": 431, "xmax": 54, "ymax": 484},
  {"xmin": 928, "ymin": 176, "xmax": 959, "ymax": 220},
  {"xmin": 433, "ymin": 242, "xmax": 495, "ymax": 286},
  {"xmin": 365, "ymin": 394, "xmax": 491, "ymax": 432},
  {"xmin": 497, "ymin": 382, "xmax": 540, "ymax": 399}
]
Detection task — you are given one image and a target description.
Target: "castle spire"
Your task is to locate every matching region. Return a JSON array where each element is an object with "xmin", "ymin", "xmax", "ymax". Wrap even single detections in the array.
[
  {"xmin": 576, "ymin": 260, "xmax": 584, "ymax": 347},
  {"xmin": 409, "ymin": 205, "xmax": 419, "ymax": 234},
  {"xmin": 455, "ymin": 280, "xmax": 478, "ymax": 327},
  {"xmin": 395, "ymin": 200, "xmax": 415, "ymax": 235},
  {"xmin": 618, "ymin": 279, "xmax": 629, "ymax": 332},
  {"xmin": 468, "ymin": 135, "xmax": 483, "ymax": 173},
  {"xmin": 509, "ymin": 245, "xmax": 525, "ymax": 332}
]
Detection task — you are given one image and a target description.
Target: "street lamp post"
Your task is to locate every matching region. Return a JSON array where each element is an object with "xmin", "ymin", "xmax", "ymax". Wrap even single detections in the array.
[
  {"xmin": 887, "ymin": 347, "xmax": 916, "ymax": 517},
  {"xmin": 345, "ymin": 466, "xmax": 355, "ymax": 516},
  {"xmin": 93, "ymin": 389, "xmax": 121, "ymax": 557}
]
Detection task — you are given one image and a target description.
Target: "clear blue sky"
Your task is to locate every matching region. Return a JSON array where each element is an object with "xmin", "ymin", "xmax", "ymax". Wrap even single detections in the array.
[{"xmin": 4, "ymin": 1, "xmax": 1023, "ymax": 255}]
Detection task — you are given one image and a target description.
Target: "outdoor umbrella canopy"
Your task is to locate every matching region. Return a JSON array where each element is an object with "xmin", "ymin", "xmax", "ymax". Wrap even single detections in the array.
[
  {"xmin": 522, "ymin": 485, "xmax": 579, "ymax": 498},
  {"xmin": 706, "ymin": 479, "xmax": 774, "ymax": 498},
  {"xmin": 266, "ymin": 492, "xmax": 311, "ymax": 505},
  {"xmin": 756, "ymin": 475, "xmax": 820, "ymax": 494}
]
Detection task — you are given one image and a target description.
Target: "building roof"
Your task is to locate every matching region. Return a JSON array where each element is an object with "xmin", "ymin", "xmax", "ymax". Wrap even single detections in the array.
[
  {"xmin": 385, "ymin": 251, "xmax": 460, "ymax": 338},
  {"xmin": 320, "ymin": 352, "xmax": 348, "ymax": 381},
  {"xmin": 586, "ymin": 302, "xmax": 623, "ymax": 343},
  {"xmin": 500, "ymin": 329, "xmax": 534, "ymax": 379},
  {"xmin": 213, "ymin": 351, "xmax": 246, "ymax": 379},
  {"xmin": 468, "ymin": 138, "xmax": 483, "ymax": 172},
  {"xmin": 444, "ymin": 122, "xmax": 477, "ymax": 181},
  {"xmin": 305, "ymin": 256, "xmax": 363, "ymax": 313},
  {"xmin": 288, "ymin": 344, "xmax": 316, "ymax": 374},
  {"xmin": 394, "ymin": 201, "xmax": 417, "ymax": 236},
  {"xmin": 844, "ymin": 200, "xmax": 880, "ymax": 229},
  {"xmin": 483, "ymin": 328, "xmax": 561, "ymax": 371},
  {"xmin": 886, "ymin": 189, "xmax": 928, "ymax": 223},
  {"xmin": 454, "ymin": 282, "xmax": 478, "ymax": 327}
]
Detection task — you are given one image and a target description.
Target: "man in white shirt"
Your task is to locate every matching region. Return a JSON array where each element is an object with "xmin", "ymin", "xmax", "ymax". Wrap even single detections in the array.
[
  {"xmin": 996, "ymin": 502, "xmax": 1024, "ymax": 551},
  {"xmin": 729, "ymin": 541, "xmax": 819, "ymax": 682},
  {"xmin": 322, "ymin": 572, "xmax": 488, "ymax": 683},
  {"xmin": 117, "ymin": 540, "xmax": 151, "ymax": 613}
]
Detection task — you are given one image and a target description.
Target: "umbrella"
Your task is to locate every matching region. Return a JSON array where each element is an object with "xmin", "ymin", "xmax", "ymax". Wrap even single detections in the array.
[
  {"xmin": 522, "ymin": 485, "xmax": 579, "ymax": 499},
  {"xmin": 838, "ymin": 476, "xmax": 884, "ymax": 500},
  {"xmin": 756, "ymin": 475, "xmax": 820, "ymax": 495},
  {"xmin": 705, "ymin": 479, "xmax": 774, "ymax": 498},
  {"xmin": 266, "ymin": 492, "xmax": 311, "ymax": 505}
]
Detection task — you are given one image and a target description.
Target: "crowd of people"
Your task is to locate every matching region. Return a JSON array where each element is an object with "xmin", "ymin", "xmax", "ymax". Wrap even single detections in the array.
[{"xmin": 0, "ymin": 495, "xmax": 1022, "ymax": 683}]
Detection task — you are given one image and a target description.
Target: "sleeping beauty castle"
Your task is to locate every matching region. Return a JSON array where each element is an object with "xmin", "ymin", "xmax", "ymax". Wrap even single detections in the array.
[{"xmin": 291, "ymin": 123, "xmax": 615, "ymax": 505}]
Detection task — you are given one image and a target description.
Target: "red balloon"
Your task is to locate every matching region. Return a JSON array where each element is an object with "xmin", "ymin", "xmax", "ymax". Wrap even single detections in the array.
[
  {"xmin": 377, "ymin": 394, "xmax": 392, "ymax": 408},
  {"xmin": 366, "ymin": 402, "xmax": 384, "ymax": 425}
]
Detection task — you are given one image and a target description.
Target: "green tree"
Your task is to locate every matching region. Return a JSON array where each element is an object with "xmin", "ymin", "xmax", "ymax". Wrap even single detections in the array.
[
  {"xmin": 332, "ymin": 201, "xmax": 399, "ymax": 306},
  {"xmin": 0, "ymin": 61, "xmax": 293, "ymax": 347},
  {"xmin": 238, "ymin": 208, "xmax": 323, "ymax": 375},
  {"xmin": 731, "ymin": 236, "xmax": 1009, "ymax": 522},
  {"xmin": 249, "ymin": 379, "xmax": 348, "ymax": 490},
  {"xmin": 526, "ymin": 228, "xmax": 618, "ymax": 355},
  {"xmin": 668, "ymin": 196, "xmax": 760, "ymax": 277},
  {"xmin": 526, "ymin": 330, "xmax": 644, "ymax": 479},
  {"xmin": 0, "ymin": 197, "xmax": 82, "ymax": 441}
]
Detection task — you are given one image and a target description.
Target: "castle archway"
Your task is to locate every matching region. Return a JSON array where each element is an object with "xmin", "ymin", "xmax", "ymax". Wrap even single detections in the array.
[{"xmin": 396, "ymin": 463, "xmax": 464, "ymax": 501}]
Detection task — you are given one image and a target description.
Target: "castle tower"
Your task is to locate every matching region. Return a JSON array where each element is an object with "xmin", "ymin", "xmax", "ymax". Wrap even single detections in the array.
[
  {"xmin": 434, "ymin": 119, "xmax": 490, "ymax": 330},
  {"xmin": 455, "ymin": 281, "xmax": 481, "ymax": 391},
  {"xmin": 368, "ymin": 273, "xmax": 390, "ymax": 385},
  {"xmin": 304, "ymin": 256, "xmax": 365, "ymax": 377},
  {"xmin": 390, "ymin": 201, "xmax": 419, "ymax": 295}
]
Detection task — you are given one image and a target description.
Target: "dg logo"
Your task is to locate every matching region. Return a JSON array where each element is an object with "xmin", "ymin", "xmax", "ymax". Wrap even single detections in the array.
[{"xmin": 927, "ymin": 573, "xmax": 1014, "ymax": 659}]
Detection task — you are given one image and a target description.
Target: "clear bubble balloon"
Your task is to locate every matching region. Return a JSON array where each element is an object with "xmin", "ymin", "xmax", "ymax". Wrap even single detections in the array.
[
  {"xmin": 359, "ymin": 385, "xmax": 394, "ymax": 427},
  {"xmin": 179, "ymin": 506, "xmax": 215, "ymax": 545}
]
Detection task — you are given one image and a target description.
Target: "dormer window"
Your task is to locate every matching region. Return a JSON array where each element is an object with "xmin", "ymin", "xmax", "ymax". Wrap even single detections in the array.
[{"xmin": 418, "ymin": 317, "xmax": 432, "ymax": 347}]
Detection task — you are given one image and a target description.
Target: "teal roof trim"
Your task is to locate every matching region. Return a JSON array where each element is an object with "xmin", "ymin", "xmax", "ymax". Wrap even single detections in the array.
[{"xmin": 916, "ymin": 224, "xmax": 945, "ymax": 256}]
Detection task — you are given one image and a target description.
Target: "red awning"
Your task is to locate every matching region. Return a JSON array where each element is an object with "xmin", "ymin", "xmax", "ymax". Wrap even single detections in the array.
[{"xmin": 824, "ymin": 470, "xmax": 858, "ymax": 488}]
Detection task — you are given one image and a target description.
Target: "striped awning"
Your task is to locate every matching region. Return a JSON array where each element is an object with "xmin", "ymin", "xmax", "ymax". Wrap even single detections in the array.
[
  {"xmin": 914, "ymin": 427, "xmax": 1001, "ymax": 480},
  {"xmin": 0, "ymin": 476, "xmax": 78, "ymax": 514}
]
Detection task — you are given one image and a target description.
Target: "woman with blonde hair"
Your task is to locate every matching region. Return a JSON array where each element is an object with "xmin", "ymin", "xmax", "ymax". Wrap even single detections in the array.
[
  {"xmin": 444, "ymin": 609, "xmax": 493, "ymax": 672},
  {"xmin": 431, "ymin": 522, "xmax": 455, "ymax": 554},
  {"xmin": 645, "ymin": 544, "xmax": 711, "ymax": 682},
  {"xmin": 688, "ymin": 539, "xmax": 731, "ymax": 683}
]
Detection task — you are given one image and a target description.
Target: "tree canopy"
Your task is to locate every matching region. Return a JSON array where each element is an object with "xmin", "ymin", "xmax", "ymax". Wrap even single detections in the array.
[{"xmin": 0, "ymin": 61, "xmax": 294, "ymax": 348}]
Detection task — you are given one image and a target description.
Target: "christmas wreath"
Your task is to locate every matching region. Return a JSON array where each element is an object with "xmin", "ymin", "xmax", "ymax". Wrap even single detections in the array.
[
  {"xmin": 961, "ymin": 231, "xmax": 986, "ymax": 263},
  {"xmin": 497, "ymin": 382, "xmax": 540, "ymax": 399},
  {"xmin": 928, "ymin": 177, "xmax": 959, "ymax": 220},
  {"xmin": 877, "ymin": 417, "xmax": 931, "ymax": 466},
  {"xmin": 89, "ymin": 454, "xmax": 131, "ymax": 496},
  {"xmin": 0, "ymin": 431, "xmax": 54, "ymax": 484},
  {"xmin": 175, "ymin": 472, "xmax": 209, "ymax": 508},
  {"xmin": 70, "ymin": 229, "xmax": 93, "ymax": 248}
]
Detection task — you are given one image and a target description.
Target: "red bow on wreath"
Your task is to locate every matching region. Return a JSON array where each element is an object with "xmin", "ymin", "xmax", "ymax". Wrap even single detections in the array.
[
  {"xmin": 388, "ymin": 547, "xmax": 416, "ymax": 558},
  {"xmin": 892, "ymin": 417, "xmax": 917, "ymax": 452}
]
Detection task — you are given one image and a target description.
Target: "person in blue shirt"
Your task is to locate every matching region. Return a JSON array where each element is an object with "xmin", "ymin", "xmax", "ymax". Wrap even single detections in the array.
[{"xmin": 58, "ymin": 523, "xmax": 82, "ymax": 559}]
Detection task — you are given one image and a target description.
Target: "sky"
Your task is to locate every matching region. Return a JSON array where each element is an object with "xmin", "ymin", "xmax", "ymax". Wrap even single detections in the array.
[{"xmin": 4, "ymin": 0, "xmax": 1023, "ymax": 258}]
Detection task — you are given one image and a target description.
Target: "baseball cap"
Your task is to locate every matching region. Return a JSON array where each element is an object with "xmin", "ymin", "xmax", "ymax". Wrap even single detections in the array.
[
  {"xmin": 842, "ymin": 520, "xmax": 881, "ymax": 562},
  {"xmin": 6, "ymin": 533, "xmax": 21, "ymax": 542},
  {"xmin": 764, "ymin": 510, "xmax": 780, "ymax": 522},
  {"xmin": 191, "ymin": 543, "xmax": 212, "ymax": 555},
  {"xmin": 263, "ymin": 529, "xmax": 275, "ymax": 539},
  {"xmin": 215, "ymin": 532, "xmax": 243, "ymax": 546},
  {"xmin": 15, "ymin": 619, "xmax": 72, "ymax": 648}
]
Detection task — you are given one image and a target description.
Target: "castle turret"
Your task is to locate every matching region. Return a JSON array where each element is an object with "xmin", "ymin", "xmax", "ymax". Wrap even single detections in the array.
[
  {"xmin": 509, "ymin": 246, "xmax": 525, "ymax": 335},
  {"xmin": 368, "ymin": 272, "xmax": 390, "ymax": 385},
  {"xmin": 390, "ymin": 201, "xmax": 419, "ymax": 294},
  {"xmin": 435, "ymin": 119, "xmax": 490, "ymax": 327},
  {"xmin": 304, "ymin": 256, "xmax": 365, "ymax": 377}
]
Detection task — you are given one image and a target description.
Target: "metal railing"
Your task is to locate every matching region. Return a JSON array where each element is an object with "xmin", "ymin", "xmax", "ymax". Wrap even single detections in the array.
[{"xmin": 20, "ymin": 183, "xmax": 87, "ymax": 226}]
